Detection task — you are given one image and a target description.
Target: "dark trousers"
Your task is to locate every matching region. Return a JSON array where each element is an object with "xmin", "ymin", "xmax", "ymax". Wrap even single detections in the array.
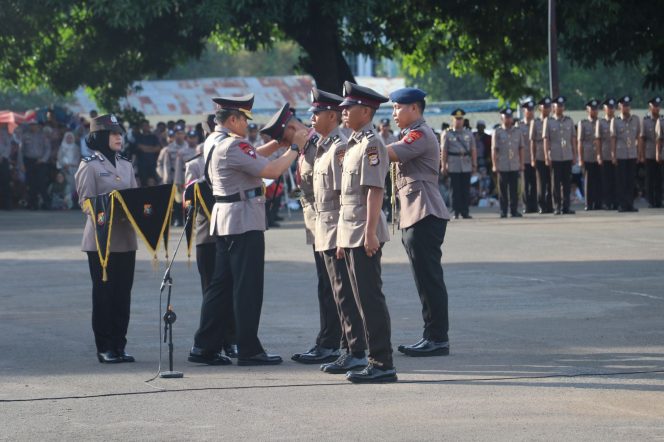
[
  {"xmin": 0, "ymin": 158, "xmax": 10, "ymax": 210},
  {"xmin": 313, "ymin": 248, "xmax": 342, "ymax": 349},
  {"xmin": 601, "ymin": 162, "xmax": 618, "ymax": 209},
  {"xmin": 450, "ymin": 172, "xmax": 470, "ymax": 216},
  {"xmin": 498, "ymin": 171, "xmax": 519, "ymax": 215},
  {"xmin": 645, "ymin": 159, "xmax": 663, "ymax": 207},
  {"xmin": 522, "ymin": 163, "xmax": 538, "ymax": 212},
  {"xmin": 535, "ymin": 161, "xmax": 553, "ymax": 212},
  {"xmin": 401, "ymin": 215, "xmax": 449, "ymax": 342},
  {"xmin": 584, "ymin": 162, "xmax": 602, "ymax": 209},
  {"xmin": 194, "ymin": 231, "xmax": 265, "ymax": 357},
  {"xmin": 344, "ymin": 246, "xmax": 393, "ymax": 369},
  {"xmin": 24, "ymin": 157, "xmax": 49, "ymax": 209},
  {"xmin": 196, "ymin": 242, "xmax": 235, "ymax": 346},
  {"xmin": 551, "ymin": 160, "xmax": 572, "ymax": 211},
  {"xmin": 616, "ymin": 159, "xmax": 637, "ymax": 210},
  {"xmin": 87, "ymin": 251, "xmax": 136, "ymax": 353},
  {"xmin": 322, "ymin": 249, "xmax": 367, "ymax": 353}
]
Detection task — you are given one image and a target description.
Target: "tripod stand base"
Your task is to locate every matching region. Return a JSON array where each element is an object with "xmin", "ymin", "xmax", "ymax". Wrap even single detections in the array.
[{"xmin": 159, "ymin": 371, "xmax": 184, "ymax": 379}]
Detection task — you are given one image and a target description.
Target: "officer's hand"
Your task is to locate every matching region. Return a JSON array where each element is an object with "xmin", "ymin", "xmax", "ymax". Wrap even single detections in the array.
[
  {"xmin": 531, "ymin": 160, "xmax": 536, "ymax": 168},
  {"xmin": 598, "ymin": 159, "xmax": 603, "ymax": 166},
  {"xmin": 492, "ymin": 165, "xmax": 497, "ymax": 173},
  {"xmin": 612, "ymin": 158, "xmax": 618, "ymax": 166},
  {"xmin": 545, "ymin": 158, "xmax": 551, "ymax": 167},
  {"xmin": 364, "ymin": 232, "xmax": 380, "ymax": 257},
  {"xmin": 292, "ymin": 129, "xmax": 309, "ymax": 152},
  {"xmin": 335, "ymin": 247, "xmax": 345, "ymax": 260},
  {"xmin": 578, "ymin": 160, "xmax": 584, "ymax": 168}
]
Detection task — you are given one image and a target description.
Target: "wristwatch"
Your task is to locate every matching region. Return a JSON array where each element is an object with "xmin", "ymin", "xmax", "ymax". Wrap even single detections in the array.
[{"xmin": 289, "ymin": 143, "xmax": 299, "ymax": 152}]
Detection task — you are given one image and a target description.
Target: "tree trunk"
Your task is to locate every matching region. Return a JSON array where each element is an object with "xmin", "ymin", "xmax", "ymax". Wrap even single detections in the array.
[{"xmin": 282, "ymin": 2, "xmax": 355, "ymax": 94}]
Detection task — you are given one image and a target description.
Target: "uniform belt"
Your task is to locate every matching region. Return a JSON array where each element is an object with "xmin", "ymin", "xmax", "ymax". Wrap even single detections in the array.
[
  {"xmin": 447, "ymin": 152, "xmax": 467, "ymax": 156},
  {"xmin": 215, "ymin": 187, "xmax": 263, "ymax": 203}
]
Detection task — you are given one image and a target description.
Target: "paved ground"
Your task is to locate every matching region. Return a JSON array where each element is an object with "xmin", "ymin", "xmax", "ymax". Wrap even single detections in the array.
[{"xmin": 1, "ymin": 205, "xmax": 663, "ymax": 441}]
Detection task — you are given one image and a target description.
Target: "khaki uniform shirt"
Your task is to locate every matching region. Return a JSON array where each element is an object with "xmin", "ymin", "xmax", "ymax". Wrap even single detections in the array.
[
  {"xmin": 578, "ymin": 118, "xmax": 598, "ymax": 163},
  {"xmin": 611, "ymin": 114, "xmax": 640, "ymax": 160},
  {"xmin": 516, "ymin": 119, "xmax": 533, "ymax": 164},
  {"xmin": 441, "ymin": 128, "xmax": 475, "ymax": 173},
  {"xmin": 492, "ymin": 125, "xmax": 524, "ymax": 172},
  {"xmin": 313, "ymin": 127, "xmax": 347, "ymax": 252},
  {"xmin": 595, "ymin": 117, "xmax": 613, "ymax": 161},
  {"xmin": 656, "ymin": 118, "xmax": 664, "ymax": 154},
  {"xmin": 75, "ymin": 152, "xmax": 138, "ymax": 252},
  {"xmin": 185, "ymin": 154, "xmax": 215, "ymax": 246},
  {"xmin": 543, "ymin": 115, "xmax": 576, "ymax": 162},
  {"xmin": 298, "ymin": 132, "xmax": 321, "ymax": 245},
  {"xmin": 640, "ymin": 114, "xmax": 662, "ymax": 160},
  {"xmin": 392, "ymin": 118, "xmax": 450, "ymax": 229},
  {"xmin": 529, "ymin": 118, "xmax": 546, "ymax": 161},
  {"xmin": 21, "ymin": 130, "xmax": 51, "ymax": 162},
  {"xmin": 206, "ymin": 131, "xmax": 269, "ymax": 236},
  {"xmin": 157, "ymin": 141, "xmax": 186, "ymax": 184},
  {"xmin": 337, "ymin": 122, "xmax": 390, "ymax": 248}
]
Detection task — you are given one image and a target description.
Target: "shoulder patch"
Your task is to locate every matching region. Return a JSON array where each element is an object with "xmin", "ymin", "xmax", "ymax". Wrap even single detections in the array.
[
  {"xmin": 366, "ymin": 145, "xmax": 380, "ymax": 166},
  {"xmin": 403, "ymin": 130, "xmax": 423, "ymax": 145},
  {"xmin": 238, "ymin": 142, "xmax": 256, "ymax": 159}
]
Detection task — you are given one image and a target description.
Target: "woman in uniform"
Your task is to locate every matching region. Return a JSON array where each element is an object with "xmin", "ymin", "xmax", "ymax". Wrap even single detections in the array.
[{"xmin": 75, "ymin": 114, "xmax": 138, "ymax": 364}]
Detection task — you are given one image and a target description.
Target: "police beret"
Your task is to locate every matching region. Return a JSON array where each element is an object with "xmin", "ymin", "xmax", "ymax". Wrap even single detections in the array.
[
  {"xmin": 259, "ymin": 103, "xmax": 293, "ymax": 141},
  {"xmin": 538, "ymin": 96, "xmax": 552, "ymax": 106},
  {"xmin": 388, "ymin": 87, "xmax": 427, "ymax": 104},
  {"xmin": 618, "ymin": 95, "xmax": 632, "ymax": 105},
  {"xmin": 451, "ymin": 108, "xmax": 466, "ymax": 118},
  {"xmin": 186, "ymin": 129, "xmax": 198, "ymax": 137},
  {"xmin": 89, "ymin": 114, "xmax": 125, "ymax": 134},
  {"xmin": 585, "ymin": 99, "xmax": 599, "ymax": 109},
  {"xmin": 603, "ymin": 98, "xmax": 617, "ymax": 107},
  {"xmin": 554, "ymin": 96, "xmax": 566, "ymax": 105},
  {"xmin": 500, "ymin": 108, "xmax": 515, "ymax": 117},
  {"xmin": 212, "ymin": 94, "xmax": 255, "ymax": 120},
  {"xmin": 167, "ymin": 129, "xmax": 175, "ymax": 137},
  {"xmin": 339, "ymin": 81, "xmax": 389, "ymax": 109},
  {"xmin": 649, "ymin": 96, "xmax": 662, "ymax": 106},
  {"xmin": 521, "ymin": 100, "xmax": 535, "ymax": 110},
  {"xmin": 308, "ymin": 88, "xmax": 343, "ymax": 113}
]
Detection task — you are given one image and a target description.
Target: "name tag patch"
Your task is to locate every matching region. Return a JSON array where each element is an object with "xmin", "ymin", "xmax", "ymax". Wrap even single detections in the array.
[{"xmin": 99, "ymin": 172, "xmax": 111, "ymax": 177}]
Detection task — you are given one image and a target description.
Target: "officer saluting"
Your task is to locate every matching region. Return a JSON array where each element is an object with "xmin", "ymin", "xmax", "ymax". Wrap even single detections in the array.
[
  {"xmin": 597, "ymin": 98, "xmax": 618, "ymax": 210},
  {"xmin": 531, "ymin": 97, "xmax": 553, "ymax": 213},
  {"xmin": 441, "ymin": 108, "xmax": 477, "ymax": 219},
  {"xmin": 337, "ymin": 81, "xmax": 396, "ymax": 383},
  {"xmin": 189, "ymin": 94, "xmax": 307, "ymax": 366},
  {"xmin": 386, "ymin": 88, "xmax": 452, "ymax": 357},
  {"xmin": 641, "ymin": 96, "xmax": 663, "ymax": 208},
  {"xmin": 492, "ymin": 108, "xmax": 525, "ymax": 218},
  {"xmin": 611, "ymin": 95, "xmax": 640, "ymax": 212},
  {"xmin": 543, "ymin": 96, "xmax": 577, "ymax": 215},
  {"xmin": 578, "ymin": 99, "xmax": 602, "ymax": 210}
]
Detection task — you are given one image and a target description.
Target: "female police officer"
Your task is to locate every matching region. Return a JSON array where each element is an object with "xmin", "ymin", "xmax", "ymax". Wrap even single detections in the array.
[{"xmin": 75, "ymin": 114, "xmax": 138, "ymax": 364}]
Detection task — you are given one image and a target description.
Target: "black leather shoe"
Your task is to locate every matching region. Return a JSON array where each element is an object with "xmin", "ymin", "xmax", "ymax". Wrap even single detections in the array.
[
  {"xmin": 397, "ymin": 338, "xmax": 426, "ymax": 354},
  {"xmin": 223, "ymin": 344, "xmax": 238, "ymax": 358},
  {"xmin": 321, "ymin": 352, "xmax": 368, "ymax": 374},
  {"xmin": 401, "ymin": 340, "xmax": 450, "ymax": 357},
  {"xmin": 510, "ymin": 211, "xmax": 523, "ymax": 218},
  {"xmin": 97, "ymin": 350, "xmax": 122, "ymax": 363},
  {"xmin": 346, "ymin": 364, "xmax": 397, "ymax": 383},
  {"xmin": 238, "ymin": 352, "xmax": 283, "ymax": 366},
  {"xmin": 554, "ymin": 209, "xmax": 562, "ymax": 215},
  {"xmin": 562, "ymin": 209, "xmax": 576, "ymax": 214},
  {"xmin": 462, "ymin": 214, "xmax": 473, "ymax": 219},
  {"xmin": 453, "ymin": 213, "xmax": 460, "ymax": 219},
  {"xmin": 292, "ymin": 346, "xmax": 340, "ymax": 364},
  {"xmin": 500, "ymin": 212, "xmax": 507, "ymax": 218},
  {"xmin": 291, "ymin": 345, "xmax": 316, "ymax": 361},
  {"xmin": 116, "ymin": 350, "xmax": 135, "ymax": 363},
  {"xmin": 188, "ymin": 347, "xmax": 232, "ymax": 365}
]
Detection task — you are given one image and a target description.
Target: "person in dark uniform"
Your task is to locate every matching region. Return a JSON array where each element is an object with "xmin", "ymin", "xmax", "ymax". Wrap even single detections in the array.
[
  {"xmin": 578, "ymin": 99, "xmax": 602, "ymax": 210},
  {"xmin": 517, "ymin": 100, "xmax": 538, "ymax": 213},
  {"xmin": 385, "ymin": 88, "xmax": 452, "ymax": 357},
  {"xmin": 441, "ymin": 108, "xmax": 477, "ymax": 219},
  {"xmin": 259, "ymin": 102, "xmax": 342, "ymax": 365},
  {"xmin": 544, "ymin": 96, "xmax": 577, "ymax": 215},
  {"xmin": 492, "ymin": 108, "xmax": 525, "ymax": 217},
  {"xmin": 337, "ymin": 81, "xmax": 396, "ymax": 383},
  {"xmin": 611, "ymin": 95, "xmax": 640, "ymax": 212},
  {"xmin": 531, "ymin": 97, "xmax": 553, "ymax": 213},
  {"xmin": 75, "ymin": 114, "xmax": 138, "ymax": 363},
  {"xmin": 597, "ymin": 98, "xmax": 618, "ymax": 210},
  {"xmin": 641, "ymin": 96, "xmax": 663, "ymax": 208},
  {"xmin": 189, "ymin": 95, "xmax": 307, "ymax": 366}
]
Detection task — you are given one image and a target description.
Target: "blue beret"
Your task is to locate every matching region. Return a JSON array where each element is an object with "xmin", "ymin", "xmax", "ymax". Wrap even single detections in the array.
[{"xmin": 389, "ymin": 87, "xmax": 427, "ymax": 104}]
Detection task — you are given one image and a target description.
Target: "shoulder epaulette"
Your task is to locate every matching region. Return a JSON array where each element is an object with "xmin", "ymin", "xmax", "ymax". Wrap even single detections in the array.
[
  {"xmin": 186, "ymin": 153, "xmax": 202, "ymax": 163},
  {"xmin": 117, "ymin": 153, "xmax": 131, "ymax": 162},
  {"xmin": 81, "ymin": 155, "xmax": 97, "ymax": 163},
  {"xmin": 331, "ymin": 134, "xmax": 342, "ymax": 145},
  {"xmin": 365, "ymin": 130, "xmax": 375, "ymax": 139},
  {"xmin": 310, "ymin": 135, "xmax": 320, "ymax": 145}
]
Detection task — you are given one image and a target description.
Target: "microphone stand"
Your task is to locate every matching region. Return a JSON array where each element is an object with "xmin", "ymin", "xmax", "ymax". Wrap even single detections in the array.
[{"xmin": 157, "ymin": 205, "xmax": 193, "ymax": 379}]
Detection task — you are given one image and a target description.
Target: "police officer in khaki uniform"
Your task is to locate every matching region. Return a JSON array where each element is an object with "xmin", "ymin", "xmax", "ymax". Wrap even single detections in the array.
[
  {"xmin": 337, "ymin": 81, "xmax": 396, "ymax": 383},
  {"xmin": 21, "ymin": 121, "xmax": 51, "ymax": 209},
  {"xmin": 307, "ymin": 88, "xmax": 369, "ymax": 374},
  {"xmin": 174, "ymin": 130, "xmax": 201, "ymax": 188},
  {"xmin": 517, "ymin": 100, "xmax": 538, "ymax": 213},
  {"xmin": 597, "ymin": 98, "xmax": 618, "ymax": 210},
  {"xmin": 386, "ymin": 88, "xmax": 452, "ymax": 357},
  {"xmin": 578, "ymin": 99, "xmax": 602, "ymax": 210},
  {"xmin": 531, "ymin": 97, "xmax": 553, "ymax": 213},
  {"xmin": 492, "ymin": 108, "xmax": 524, "ymax": 218},
  {"xmin": 75, "ymin": 114, "xmax": 138, "ymax": 364},
  {"xmin": 189, "ymin": 94, "xmax": 307, "ymax": 366},
  {"xmin": 641, "ymin": 96, "xmax": 663, "ymax": 208},
  {"xmin": 611, "ymin": 95, "xmax": 641, "ymax": 212},
  {"xmin": 157, "ymin": 124, "xmax": 186, "ymax": 226},
  {"xmin": 656, "ymin": 112, "xmax": 664, "ymax": 202},
  {"xmin": 441, "ymin": 108, "xmax": 477, "ymax": 219},
  {"xmin": 544, "ymin": 96, "xmax": 577, "ymax": 215}
]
